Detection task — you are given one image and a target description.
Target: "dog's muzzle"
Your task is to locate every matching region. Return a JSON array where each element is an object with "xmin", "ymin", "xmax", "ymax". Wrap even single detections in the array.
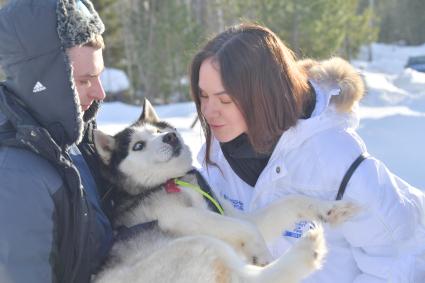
[{"xmin": 162, "ymin": 132, "xmax": 181, "ymax": 156}]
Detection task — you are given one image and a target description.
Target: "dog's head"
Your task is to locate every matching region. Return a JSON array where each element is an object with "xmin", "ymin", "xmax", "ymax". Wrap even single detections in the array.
[{"xmin": 94, "ymin": 99, "xmax": 193, "ymax": 195}]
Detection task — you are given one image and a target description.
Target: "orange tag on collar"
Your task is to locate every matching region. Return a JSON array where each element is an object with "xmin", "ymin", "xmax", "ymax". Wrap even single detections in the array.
[{"xmin": 164, "ymin": 179, "xmax": 181, "ymax": 193}]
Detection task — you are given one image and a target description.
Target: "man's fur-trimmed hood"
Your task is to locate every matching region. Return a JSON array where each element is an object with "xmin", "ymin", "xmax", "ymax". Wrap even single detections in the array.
[
  {"xmin": 0, "ymin": 0, "xmax": 104, "ymax": 146},
  {"xmin": 298, "ymin": 57, "xmax": 365, "ymax": 113}
]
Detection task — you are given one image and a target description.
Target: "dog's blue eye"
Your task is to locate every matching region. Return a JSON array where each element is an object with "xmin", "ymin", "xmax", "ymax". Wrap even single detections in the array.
[{"xmin": 132, "ymin": 141, "xmax": 145, "ymax": 151}]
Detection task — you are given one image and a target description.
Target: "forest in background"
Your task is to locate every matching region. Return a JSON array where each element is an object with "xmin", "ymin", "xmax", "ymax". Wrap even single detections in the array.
[{"xmin": 0, "ymin": 0, "xmax": 424, "ymax": 103}]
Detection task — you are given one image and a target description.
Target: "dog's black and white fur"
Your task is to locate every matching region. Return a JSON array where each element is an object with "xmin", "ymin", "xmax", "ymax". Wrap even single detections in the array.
[{"xmin": 92, "ymin": 99, "xmax": 358, "ymax": 283}]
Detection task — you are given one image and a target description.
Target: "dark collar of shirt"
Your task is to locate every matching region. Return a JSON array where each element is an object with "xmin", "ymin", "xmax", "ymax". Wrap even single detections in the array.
[{"xmin": 220, "ymin": 134, "xmax": 271, "ymax": 187}]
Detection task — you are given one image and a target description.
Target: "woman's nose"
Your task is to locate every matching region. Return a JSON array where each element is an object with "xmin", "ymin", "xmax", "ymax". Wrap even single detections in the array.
[{"xmin": 201, "ymin": 97, "xmax": 219, "ymax": 119}]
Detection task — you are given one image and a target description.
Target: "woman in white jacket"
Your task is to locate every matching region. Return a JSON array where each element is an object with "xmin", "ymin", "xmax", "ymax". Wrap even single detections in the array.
[{"xmin": 190, "ymin": 23, "xmax": 425, "ymax": 283}]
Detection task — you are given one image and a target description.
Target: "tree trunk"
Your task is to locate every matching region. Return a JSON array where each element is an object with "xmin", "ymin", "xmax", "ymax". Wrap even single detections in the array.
[
  {"xmin": 119, "ymin": 0, "xmax": 135, "ymax": 97},
  {"xmin": 291, "ymin": 0, "xmax": 300, "ymax": 55}
]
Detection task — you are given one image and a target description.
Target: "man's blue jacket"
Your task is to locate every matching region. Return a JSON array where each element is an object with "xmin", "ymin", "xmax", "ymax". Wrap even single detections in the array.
[{"xmin": 0, "ymin": 1, "xmax": 113, "ymax": 282}]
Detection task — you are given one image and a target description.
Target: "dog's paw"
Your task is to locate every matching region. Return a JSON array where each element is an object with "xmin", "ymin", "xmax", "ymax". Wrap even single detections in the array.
[
  {"xmin": 318, "ymin": 201, "xmax": 360, "ymax": 226},
  {"xmin": 294, "ymin": 223, "xmax": 327, "ymax": 271},
  {"xmin": 239, "ymin": 237, "xmax": 272, "ymax": 267},
  {"xmin": 229, "ymin": 223, "xmax": 272, "ymax": 266}
]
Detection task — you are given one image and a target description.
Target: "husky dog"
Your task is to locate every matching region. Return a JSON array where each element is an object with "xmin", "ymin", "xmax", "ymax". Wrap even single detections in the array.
[{"xmin": 92, "ymin": 99, "xmax": 358, "ymax": 283}]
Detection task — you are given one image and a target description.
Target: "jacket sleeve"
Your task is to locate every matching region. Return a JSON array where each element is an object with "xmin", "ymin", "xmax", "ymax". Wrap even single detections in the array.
[
  {"xmin": 340, "ymin": 157, "xmax": 425, "ymax": 282},
  {"xmin": 0, "ymin": 151, "xmax": 61, "ymax": 283}
]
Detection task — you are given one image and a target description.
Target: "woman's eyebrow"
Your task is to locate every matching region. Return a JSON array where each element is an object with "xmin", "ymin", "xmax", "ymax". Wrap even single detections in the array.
[{"xmin": 199, "ymin": 87, "xmax": 227, "ymax": 96}]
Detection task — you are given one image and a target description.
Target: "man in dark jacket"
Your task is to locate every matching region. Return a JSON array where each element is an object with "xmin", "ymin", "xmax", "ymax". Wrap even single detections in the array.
[{"xmin": 0, "ymin": 0, "xmax": 113, "ymax": 282}]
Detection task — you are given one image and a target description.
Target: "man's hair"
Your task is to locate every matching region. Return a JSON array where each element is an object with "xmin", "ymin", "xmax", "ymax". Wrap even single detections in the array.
[
  {"xmin": 84, "ymin": 34, "xmax": 105, "ymax": 49},
  {"xmin": 190, "ymin": 23, "xmax": 313, "ymax": 164}
]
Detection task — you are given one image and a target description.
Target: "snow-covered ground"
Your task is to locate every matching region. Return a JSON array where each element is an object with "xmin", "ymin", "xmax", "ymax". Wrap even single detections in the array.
[{"xmin": 97, "ymin": 43, "xmax": 425, "ymax": 190}]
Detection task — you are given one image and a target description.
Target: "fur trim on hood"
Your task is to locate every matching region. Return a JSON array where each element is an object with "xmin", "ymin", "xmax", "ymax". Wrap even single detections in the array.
[
  {"xmin": 57, "ymin": 0, "xmax": 104, "ymax": 48},
  {"xmin": 298, "ymin": 57, "xmax": 365, "ymax": 113}
]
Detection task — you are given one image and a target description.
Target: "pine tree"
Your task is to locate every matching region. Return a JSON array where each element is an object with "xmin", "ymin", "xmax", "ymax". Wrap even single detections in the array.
[
  {"xmin": 377, "ymin": 0, "xmax": 425, "ymax": 45},
  {"xmin": 115, "ymin": 0, "xmax": 203, "ymax": 102},
  {"xmin": 91, "ymin": 0, "xmax": 124, "ymax": 69},
  {"xmin": 0, "ymin": 0, "xmax": 8, "ymax": 80},
  {"xmin": 205, "ymin": 0, "xmax": 377, "ymax": 59},
  {"xmin": 89, "ymin": 0, "xmax": 381, "ymax": 103}
]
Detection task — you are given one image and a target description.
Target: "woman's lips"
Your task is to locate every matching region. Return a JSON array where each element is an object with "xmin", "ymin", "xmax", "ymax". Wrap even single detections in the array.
[{"xmin": 210, "ymin": 124, "xmax": 225, "ymax": 129}]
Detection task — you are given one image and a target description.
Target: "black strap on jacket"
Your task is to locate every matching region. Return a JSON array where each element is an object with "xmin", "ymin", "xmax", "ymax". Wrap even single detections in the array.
[{"xmin": 335, "ymin": 153, "xmax": 370, "ymax": 200}]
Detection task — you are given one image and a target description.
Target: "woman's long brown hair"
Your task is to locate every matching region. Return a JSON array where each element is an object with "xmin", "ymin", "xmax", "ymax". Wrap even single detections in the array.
[{"xmin": 190, "ymin": 23, "xmax": 312, "ymax": 165}]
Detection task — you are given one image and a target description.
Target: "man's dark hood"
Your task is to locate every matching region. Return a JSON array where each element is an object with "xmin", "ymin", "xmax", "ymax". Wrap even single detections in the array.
[{"xmin": 0, "ymin": 0, "xmax": 104, "ymax": 146}]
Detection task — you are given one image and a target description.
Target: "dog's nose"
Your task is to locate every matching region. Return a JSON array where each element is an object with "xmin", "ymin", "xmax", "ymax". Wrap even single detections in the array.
[{"xmin": 162, "ymin": 132, "xmax": 178, "ymax": 145}]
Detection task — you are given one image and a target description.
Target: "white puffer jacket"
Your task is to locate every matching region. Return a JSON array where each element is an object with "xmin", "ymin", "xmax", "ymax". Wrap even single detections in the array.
[{"xmin": 197, "ymin": 58, "xmax": 425, "ymax": 283}]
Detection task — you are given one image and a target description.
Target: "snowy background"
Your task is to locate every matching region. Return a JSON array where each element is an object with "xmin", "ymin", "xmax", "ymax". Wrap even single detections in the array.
[{"xmin": 97, "ymin": 43, "xmax": 425, "ymax": 190}]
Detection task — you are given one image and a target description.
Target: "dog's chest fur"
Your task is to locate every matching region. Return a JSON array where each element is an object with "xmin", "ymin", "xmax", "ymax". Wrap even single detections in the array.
[{"xmin": 112, "ymin": 172, "xmax": 210, "ymax": 229}]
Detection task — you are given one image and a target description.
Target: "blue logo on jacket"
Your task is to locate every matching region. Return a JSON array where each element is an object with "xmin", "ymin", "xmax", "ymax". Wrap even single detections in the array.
[
  {"xmin": 283, "ymin": 221, "xmax": 314, "ymax": 239},
  {"xmin": 223, "ymin": 194, "xmax": 244, "ymax": 211}
]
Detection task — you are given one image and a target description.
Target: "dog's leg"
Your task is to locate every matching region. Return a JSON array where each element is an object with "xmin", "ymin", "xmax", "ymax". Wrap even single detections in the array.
[
  {"xmin": 242, "ymin": 195, "xmax": 359, "ymax": 242},
  {"xmin": 155, "ymin": 205, "xmax": 272, "ymax": 265},
  {"xmin": 163, "ymin": 226, "xmax": 326, "ymax": 283},
  {"xmin": 241, "ymin": 224, "xmax": 327, "ymax": 283},
  {"xmin": 95, "ymin": 235, "xmax": 232, "ymax": 283}
]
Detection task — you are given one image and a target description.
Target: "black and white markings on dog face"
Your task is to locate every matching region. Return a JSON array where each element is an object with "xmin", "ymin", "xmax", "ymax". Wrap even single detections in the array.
[
  {"xmin": 110, "ymin": 122, "xmax": 173, "ymax": 166},
  {"xmin": 109, "ymin": 128, "xmax": 135, "ymax": 172},
  {"xmin": 116, "ymin": 121, "xmax": 193, "ymax": 188},
  {"xmin": 125, "ymin": 123, "xmax": 183, "ymax": 163}
]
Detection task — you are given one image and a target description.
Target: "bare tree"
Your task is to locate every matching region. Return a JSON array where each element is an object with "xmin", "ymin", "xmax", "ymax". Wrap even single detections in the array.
[{"xmin": 0, "ymin": 0, "xmax": 6, "ymax": 80}]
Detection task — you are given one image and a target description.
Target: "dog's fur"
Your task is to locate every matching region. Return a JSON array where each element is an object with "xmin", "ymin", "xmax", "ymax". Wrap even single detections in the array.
[{"xmin": 92, "ymin": 99, "xmax": 358, "ymax": 283}]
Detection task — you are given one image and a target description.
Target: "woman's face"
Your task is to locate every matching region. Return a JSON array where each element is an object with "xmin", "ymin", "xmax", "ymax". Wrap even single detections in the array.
[{"xmin": 198, "ymin": 58, "xmax": 248, "ymax": 142}]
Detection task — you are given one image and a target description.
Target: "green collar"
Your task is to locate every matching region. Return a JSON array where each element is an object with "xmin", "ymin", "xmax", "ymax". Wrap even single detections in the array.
[{"xmin": 174, "ymin": 179, "xmax": 224, "ymax": 215}]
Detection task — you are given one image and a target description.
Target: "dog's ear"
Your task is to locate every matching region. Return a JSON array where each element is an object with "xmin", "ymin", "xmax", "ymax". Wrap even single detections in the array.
[
  {"xmin": 93, "ymin": 129, "xmax": 115, "ymax": 165},
  {"xmin": 137, "ymin": 98, "xmax": 160, "ymax": 124}
]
